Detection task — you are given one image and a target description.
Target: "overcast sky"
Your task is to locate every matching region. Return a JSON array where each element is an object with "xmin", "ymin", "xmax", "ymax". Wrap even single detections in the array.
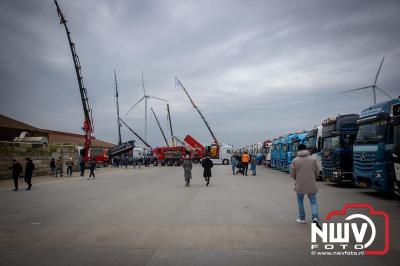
[{"xmin": 0, "ymin": 0, "xmax": 399, "ymax": 147}]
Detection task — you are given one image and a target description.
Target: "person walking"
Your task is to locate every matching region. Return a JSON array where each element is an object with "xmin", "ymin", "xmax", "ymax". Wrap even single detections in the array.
[
  {"xmin": 201, "ymin": 154, "xmax": 213, "ymax": 186},
  {"xmin": 290, "ymin": 144, "xmax": 320, "ymax": 227},
  {"xmin": 182, "ymin": 155, "xmax": 193, "ymax": 187},
  {"xmin": 79, "ymin": 158, "xmax": 85, "ymax": 177},
  {"xmin": 9, "ymin": 159, "xmax": 23, "ymax": 191},
  {"xmin": 88, "ymin": 158, "xmax": 96, "ymax": 180},
  {"xmin": 231, "ymin": 153, "xmax": 238, "ymax": 175},
  {"xmin": 50, "ymin": 158, "xmax": 56, "ymax": 176},
  {"xmin": 56, "ymin": 156, "xmax": 63, "ymax": 177},
  {"xmin": 250, "ymin": 155, "xmax": 257, "ymax": 176},
  {"xmin": 241, "ymin": 151, "xmax": 250, "ymax": 176},
  {"xmin": 24, "ymin": 158, "xmax": 35, "ymax": 190},
  {"xmin": 66, "ymin": 158, "xmax": 74, "ymax": 177}
]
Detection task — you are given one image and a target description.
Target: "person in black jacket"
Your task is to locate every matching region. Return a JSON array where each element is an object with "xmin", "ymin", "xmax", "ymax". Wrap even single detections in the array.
[
  {"xmin": 9, "ymin": 159, "xmax": 23, "ymax": 191},
  {"xmin": 201, "ymin": 154, "xmax": 214, "ymax": 186},
  {"xmin": 50, "ymin": 158, "xmax": 56, "ymax": 176},
  {"xmin": 79, "ymin": 158, "xmax": 85, "ymax": 177},
  {"xmin": 88, "ymin": 158, "xmax": 96, "ymax": 180},
  {"xmin": 24, "ymin": 158, "xmax": 35, "ymax": 190}
]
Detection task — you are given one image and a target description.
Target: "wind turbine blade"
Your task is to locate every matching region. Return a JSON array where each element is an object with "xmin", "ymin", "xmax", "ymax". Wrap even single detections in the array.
[
  {"xmin": 141, "ymin": 69, "xmax": 146, "ymax": 95},
  {"xmin": 148, "ymin": 95, "xmax": 168, "ymax": 102},
  {"xmin": 373, "ymin": 55, "xmax": 385, "ymax": 86},
  {"xmin": 375, "ymin": 86, "xmax": 394, "ymax": 99},
  {"xmin": 125, "ymin": 96, "xmax": 145, "ymax": 116},
  {"xmin": 341, "ymin": 86, "xmax": 373, "ymax": 94}
]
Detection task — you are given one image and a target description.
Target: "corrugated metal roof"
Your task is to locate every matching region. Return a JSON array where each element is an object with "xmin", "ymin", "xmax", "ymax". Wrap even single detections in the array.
[{"xmin": 0, "ymin": 114, "xmax": 115, "ymax": 148}]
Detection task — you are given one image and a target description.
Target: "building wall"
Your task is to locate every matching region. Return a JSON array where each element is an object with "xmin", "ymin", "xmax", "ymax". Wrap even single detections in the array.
[{"xmin": 0, "ymin": 141, "xmax": 78, "ymax": 180}]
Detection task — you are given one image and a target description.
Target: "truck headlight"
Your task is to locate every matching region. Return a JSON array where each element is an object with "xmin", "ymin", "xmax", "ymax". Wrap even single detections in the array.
[{"xmin": 374, "ymin": 171, "xmax": 382, "ymax": 179}]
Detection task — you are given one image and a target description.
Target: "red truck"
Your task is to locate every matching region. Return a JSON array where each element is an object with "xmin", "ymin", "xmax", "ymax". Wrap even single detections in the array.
[
  {"xmin": 152, "ymin": 146, "xmax": 188, "ymax": 166},
  {"xmin": 88, "ymin": 147, "xmax": 109, "ymax": 167},
  {"xmin": 183, "ymin": 135, "xmax": 204, "ymax": 163}
]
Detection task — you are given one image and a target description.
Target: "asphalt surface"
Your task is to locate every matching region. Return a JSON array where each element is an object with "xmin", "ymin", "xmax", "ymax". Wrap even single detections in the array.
[{"xmin": 0, "ymin": 165, "xmax": 399, "ymax": 266}]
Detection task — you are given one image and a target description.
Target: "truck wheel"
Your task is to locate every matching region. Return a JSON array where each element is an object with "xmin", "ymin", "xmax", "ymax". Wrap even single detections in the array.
[
  {"xmin": 223, "ymin": 159, "xmax": 229, "ymax": 165},
  {"xmin": 167, "ymin": 160, "xmax": 173, "ymax": 166},
  {"xmin": 161, "ymin": 162, "xmax": 165, "ymax": 166}
]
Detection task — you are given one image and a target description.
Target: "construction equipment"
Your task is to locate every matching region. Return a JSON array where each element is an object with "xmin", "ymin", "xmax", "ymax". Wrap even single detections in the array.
[
  {"xmin": 167, "ymin": 104, "xmax": 175, "ymax": 147},
  {"xmin": 114, "ymin": 70, "xmax": 122, "ymax": 145},
  {"xmin": 109, "ymin": 141, "xmax": 135, "ymax": 158},
  {"xmin": 119, "ymin": 118, "xmax": 152, "ymax": 149},
  {"xmin": 175, "ymin": 77, "xmax": 218, "ymax": 145},
  {"xmin": 176, "ymin": 77, "xmax": 225, "ymax": 161},
  {"xmin": 54, "ymin": 0, "xmax": 93, "ymax": 162},
  {"xmin": 119, "ymin": 118, "xmax": 154, "ymax": 166},
  {"xmin": 150, "ymin": 107, "xmax": 169, "ymax": 147},
  {"xmin": 125, "ymin": 70, "xmax": 168, "ymax": 142},
  {"xmin": 173, "ymin": 135, "xmax": 203, "ymax": 163}
]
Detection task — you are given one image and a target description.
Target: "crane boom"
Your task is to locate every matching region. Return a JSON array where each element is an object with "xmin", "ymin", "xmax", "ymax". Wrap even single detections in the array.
[
  {"xmin": 151, "ymin": 108, "xmax": 169, "ymax": 147},
  {"xmin": 166, "ymin": 104, "xmax": 175, "ymax": 147},
  {"xmin": 119, "ymin": 118, "xmax": 152, "ymax": 148},
  {"xmin": 54, "ymin": 0, "xmax": 93, "ymax": 160},
  {"xmin": 114, "ymin": 70, "xmax": 122, "ymax": 145},
  {"xmin": 175, "ymin": 77, "xmax": 219, "ymax": 145}
]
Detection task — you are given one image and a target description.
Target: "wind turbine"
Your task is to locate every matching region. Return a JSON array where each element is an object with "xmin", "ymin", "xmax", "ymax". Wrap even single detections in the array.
[
  {"xmin": 342, "ymin": 56, "xmax": 393, "ymax": 104},
  {"xmin": 125, "ymin": 70, "xmax": 168, "ymax": 142}
]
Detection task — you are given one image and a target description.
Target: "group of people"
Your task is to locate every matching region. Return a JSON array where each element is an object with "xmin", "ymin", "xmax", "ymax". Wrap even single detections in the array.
[
  {"xmin": 50, "ymin": 157, "xmax": 96, "ymax": 179},
  {"xmin": 9, "ymin": 158, "xmax": 35, "ymax": 191},
  {"xmin": 182, "ymin": 154, "xmax": 214, "ymax": 187},
  {"xmin": 8, "ymin": 145, "xmax": 320, "ymax": 227},
  {"xmin": 230, "ymin": 151, "xmax": 257, "ymax": 176},
  {"xmin": 49, "ymin": 157, "xmax": 74, "ymax": 177},
  {"xmin": 8, "ymin": 156, "xmax": 98, "ymax": 191}
]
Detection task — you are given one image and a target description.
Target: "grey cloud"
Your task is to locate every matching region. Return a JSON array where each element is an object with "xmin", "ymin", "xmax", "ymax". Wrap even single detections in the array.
[{"xmin": 0, "ymin": 0, "xmax": 399, "ymax": 147}]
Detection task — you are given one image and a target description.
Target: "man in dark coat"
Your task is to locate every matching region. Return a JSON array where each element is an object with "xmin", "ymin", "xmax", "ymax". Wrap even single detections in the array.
[
  {"xmin": 79, "ymin": 159, "xmax": 85, "ymax": 177},
  {"xmin": 24, "ymin": 158, "xmax": 35, "ymax": 190},
  {"xmin": 9, "ymin": 159, "xmax": 23, "ymax": 191},
  {"xmin": 50, "ymin": 158, "xmax": 56, "ymax": 176},
  {"xmin": 88, "ymin": 158, "xmax": 96, "ymax": 180},
  {"xmin": 201, "ymin": 154, "xmax": 213, "ymax": 186},
  {"xmin": 182, "ymin": 155, "xmax": 193, "ymax": 187}
]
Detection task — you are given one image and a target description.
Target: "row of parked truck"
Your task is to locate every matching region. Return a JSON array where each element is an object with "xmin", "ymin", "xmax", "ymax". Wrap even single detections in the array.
[{"xmin": 267, "ymin": 99, "xmax": 400, "ymax": 196}]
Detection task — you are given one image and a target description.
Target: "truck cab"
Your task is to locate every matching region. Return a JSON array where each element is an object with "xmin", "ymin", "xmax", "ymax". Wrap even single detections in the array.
[
  {"xmin": 270, "ymin": 139, "xmax": 279, "ymax": 168},
  {"xmin": 206, "ymin": 143, "xmax": 233, "ymax": 165},
  {"xmin": 306, "ymin": 126, "xmax": 323, "ymax": 180},
  {"xmin": 283, "ymin": 133, "xmax": 298, "ymax": 172},
  {"xmin": 391, "ymin": 102, "xmax": 400, "ymax": 195},
  {"xmin": 353, "ymin": 99, "xmax": 399, "ymax": 193},
  {"xmin": 321, "ymin": 114, "xmax": 358, "ymax": 183},
  {"xmin": 278, "ymin": 136, "xmax": 286, "ymax": 170}
]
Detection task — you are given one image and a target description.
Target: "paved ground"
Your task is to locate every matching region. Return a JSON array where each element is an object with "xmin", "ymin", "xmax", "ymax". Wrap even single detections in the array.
[{"xmin": 0, "ymin": 165, "xmax": 399, "ymax": 265}]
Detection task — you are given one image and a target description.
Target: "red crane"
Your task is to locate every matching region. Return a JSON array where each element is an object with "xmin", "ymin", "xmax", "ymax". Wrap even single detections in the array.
[{"xmin": 54, "ymin": 0, "xmax": 93, "ymax": 161}]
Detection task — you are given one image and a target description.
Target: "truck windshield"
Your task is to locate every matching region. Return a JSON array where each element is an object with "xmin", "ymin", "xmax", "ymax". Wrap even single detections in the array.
[
  {"xmin": 323, "ymin": 136, "xmax": 340, "ymax": 150},
  {"xmin": 356, "ymin": 120, "xmax": 387, "ymax": 144},
  {"xmin": 306, "ymin": 136, "xmax": 317, "ymax": 149}
]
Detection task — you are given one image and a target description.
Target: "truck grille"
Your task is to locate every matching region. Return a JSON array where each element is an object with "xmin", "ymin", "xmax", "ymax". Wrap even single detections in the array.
[
  {"xmin": 353, "ymin": 151, "xmax": 375, "ymax": 177},
  {"xmin": 322, "ymin": 156, "xmax": 333, "ymax": 177}
]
